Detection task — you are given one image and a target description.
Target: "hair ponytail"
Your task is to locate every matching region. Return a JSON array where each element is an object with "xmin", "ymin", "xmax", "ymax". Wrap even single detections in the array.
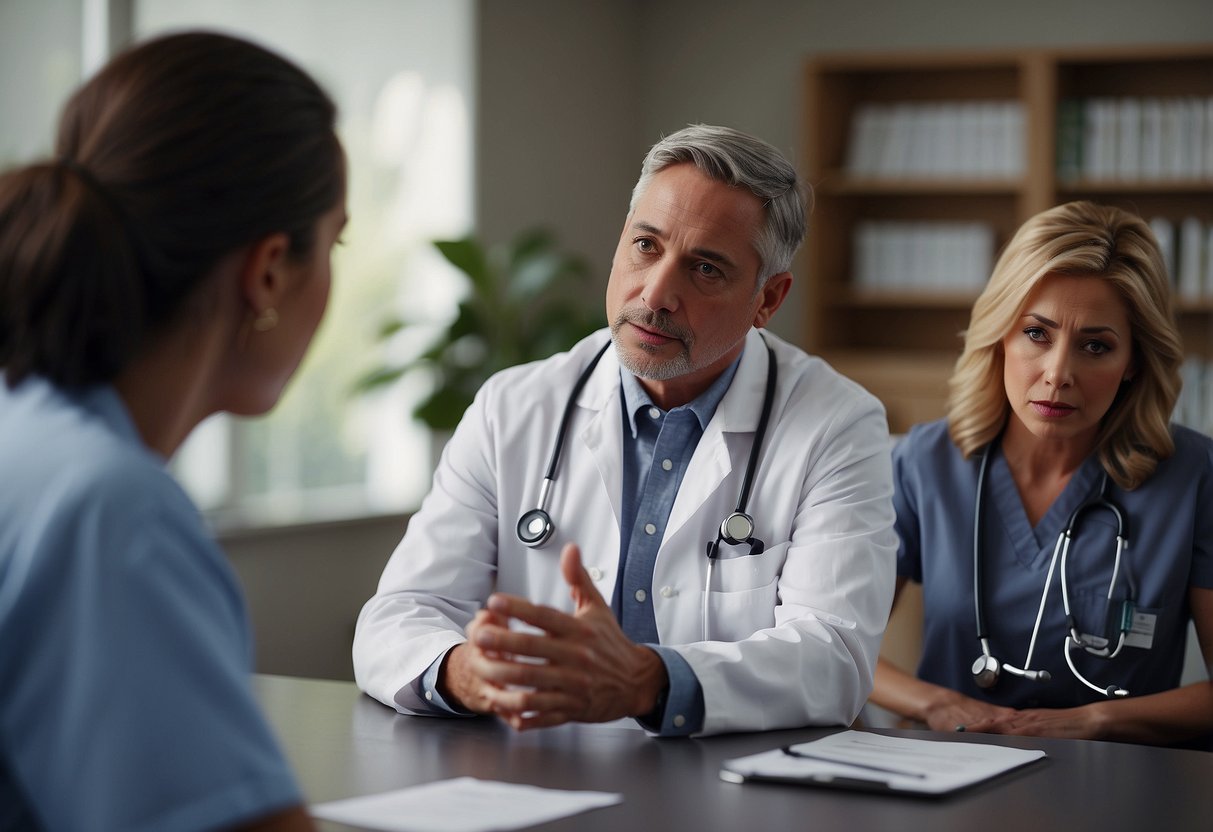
[
  {"xmin": 0, "ymin": 161, "xmax": 145, "ymax": 386},
  {"xmin": 0, "ymin": 31, "xmax": 341, "ymax": 389}
]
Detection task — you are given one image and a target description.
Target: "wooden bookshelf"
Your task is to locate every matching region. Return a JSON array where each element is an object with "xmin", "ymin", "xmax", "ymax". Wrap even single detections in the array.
[{"xmin": 801, "ymin": 44, "xmax": 1213, "ymax": 434}]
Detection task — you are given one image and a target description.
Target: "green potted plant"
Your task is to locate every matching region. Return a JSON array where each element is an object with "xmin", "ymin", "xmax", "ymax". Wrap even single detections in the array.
[{"xmin": 353, "ymin": 228, "xmax": 604, "ymax": 431}]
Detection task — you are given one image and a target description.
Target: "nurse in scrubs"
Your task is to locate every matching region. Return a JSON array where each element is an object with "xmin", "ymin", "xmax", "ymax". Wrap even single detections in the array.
[{"xmin": 869, "ymin": 201, "xmax": 1213, "ymax": 747}]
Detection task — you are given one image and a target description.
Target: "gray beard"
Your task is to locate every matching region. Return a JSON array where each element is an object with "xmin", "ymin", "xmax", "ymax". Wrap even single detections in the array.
[{"xmin": 609, "ymin": 310, "xmax": 695, "ymax": 380}]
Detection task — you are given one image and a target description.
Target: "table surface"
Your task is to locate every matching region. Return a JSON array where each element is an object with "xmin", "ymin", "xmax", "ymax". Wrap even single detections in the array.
[{"xmin": 255, "ymin": 674, "xmax": 1213, "ymax": 832}]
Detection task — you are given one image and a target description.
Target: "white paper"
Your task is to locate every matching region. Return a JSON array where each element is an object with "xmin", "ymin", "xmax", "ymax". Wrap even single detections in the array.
[
  {"xmin": 721, "ymin": 730, "xmax": 1045, "ymax": 795},
  {"xmin": 311, "ymin": 777, "xmax": 622, "ymax": 832}
]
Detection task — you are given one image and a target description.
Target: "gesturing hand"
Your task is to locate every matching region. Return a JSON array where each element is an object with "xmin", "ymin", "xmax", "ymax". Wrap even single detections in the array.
[{"xmin": 438, "ymin": 543, "xmax": 667, "ymax": 730}]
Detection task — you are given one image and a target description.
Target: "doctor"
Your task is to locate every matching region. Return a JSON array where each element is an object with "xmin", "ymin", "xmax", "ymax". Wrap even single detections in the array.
[{"xmin": 354, "ymin": 124, "xmax": 897, "ymax": 736}]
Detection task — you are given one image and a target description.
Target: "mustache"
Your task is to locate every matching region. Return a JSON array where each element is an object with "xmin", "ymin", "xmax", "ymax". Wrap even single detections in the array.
[{"xmin": 613, "ymin": 308, "xmax": 693, "ymax": 344}]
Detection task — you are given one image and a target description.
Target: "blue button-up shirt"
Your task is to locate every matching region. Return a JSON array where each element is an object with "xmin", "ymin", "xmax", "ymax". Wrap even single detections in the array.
[{"xmin": 616, "ymin": 355, "xmax": 741, "ymax": 735}]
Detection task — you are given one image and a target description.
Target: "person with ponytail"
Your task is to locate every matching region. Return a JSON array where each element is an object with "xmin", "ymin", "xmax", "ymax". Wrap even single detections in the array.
[
  {"xmin": 0, "ymin": 31, "xmax": 346, "ymax": 831},
  {"xmin": 868, "ymin": 201, "xmax": 1213, "ymax": 748}
]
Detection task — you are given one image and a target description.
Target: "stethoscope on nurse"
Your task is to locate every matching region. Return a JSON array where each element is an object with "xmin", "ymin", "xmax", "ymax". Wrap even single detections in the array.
[
  {"xmin": 970, "ymin": 429, "xmax": 1136, "ymax": 700},
  {"xmin": 515, "ymin": 335, "xmax": 778, "ymax": 642}
]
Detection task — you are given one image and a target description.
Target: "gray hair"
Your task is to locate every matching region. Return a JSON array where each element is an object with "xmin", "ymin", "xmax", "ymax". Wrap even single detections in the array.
[{"xmin": 628, "ymin": 124, "xmax": 810, "ymax": 283}]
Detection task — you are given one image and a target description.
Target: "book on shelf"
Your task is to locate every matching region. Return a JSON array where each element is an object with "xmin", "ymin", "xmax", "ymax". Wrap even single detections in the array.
[
  {"xmin": 1178, "ymin": 216, "xmax": 1205, "ymax": 302},
  {"xmin": 1150, "ymin": 217, "xmax": 1177, "ymax": 286}
]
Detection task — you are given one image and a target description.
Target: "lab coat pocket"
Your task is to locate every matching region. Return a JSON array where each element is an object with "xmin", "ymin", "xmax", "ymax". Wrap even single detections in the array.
[{"xmin": 701, "ymin": 553, "xmax": 780, "ymax": 641}]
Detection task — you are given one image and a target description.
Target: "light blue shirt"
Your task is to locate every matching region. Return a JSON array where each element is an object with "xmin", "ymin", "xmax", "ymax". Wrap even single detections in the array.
[
  {"xmin": 894, "ymin": 418, "xmax": 1213, "ymax": 709},
  {"xmin": 0, "ymin": 378, "xmax": 300, "ymax": 831}
]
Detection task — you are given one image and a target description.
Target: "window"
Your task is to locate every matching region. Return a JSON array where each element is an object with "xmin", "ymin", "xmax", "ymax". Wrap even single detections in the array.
[
  {"xmin": 2, "ymin": 0, "xmax": 474, "ymax": 528},
  {"xmin": 133, "ymin": 0, "xmax": 476, "ymax": 528}
]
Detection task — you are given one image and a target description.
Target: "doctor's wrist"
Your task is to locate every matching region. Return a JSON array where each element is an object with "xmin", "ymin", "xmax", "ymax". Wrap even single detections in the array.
[{"xmin": 631, "ymin": 646, "xmax": 669, "ymax": 718}]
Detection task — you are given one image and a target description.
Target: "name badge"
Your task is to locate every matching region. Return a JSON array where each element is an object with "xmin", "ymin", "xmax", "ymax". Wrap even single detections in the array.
[{"xmin": 1124, "ymin": 610, "xmax": 1156, "ymax": 650}]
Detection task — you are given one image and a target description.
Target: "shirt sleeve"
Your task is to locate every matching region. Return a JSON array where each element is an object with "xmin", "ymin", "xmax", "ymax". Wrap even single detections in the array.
[
  {"xmin": 0, "ymin": 479, "xmax": 300, "ymax": 832},
  {"xmin": 1189, "ymin": 434, "xmax": 1213, "ymax": 589},
  {"xmin": 891, "ymin": 431, "xmax": 925, "ymax": 583},
  {"xmin": 417, "ymin": 648, "xmax": 476, "ymax": 716},
  {"xmin": 634, "ymin": 645, "xmax": 705, "ymax": 736}
]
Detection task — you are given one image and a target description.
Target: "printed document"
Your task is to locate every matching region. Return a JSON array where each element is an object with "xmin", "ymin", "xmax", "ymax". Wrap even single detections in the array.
[{"xmin": 721, "ymin": 730, "xmax": 1045, "ymax": 796}]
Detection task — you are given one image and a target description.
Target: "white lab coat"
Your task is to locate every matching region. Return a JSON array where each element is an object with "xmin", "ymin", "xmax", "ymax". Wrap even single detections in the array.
[{"xmin": 353, "ymin": 327, "xmax": 897, "ymax": 735}]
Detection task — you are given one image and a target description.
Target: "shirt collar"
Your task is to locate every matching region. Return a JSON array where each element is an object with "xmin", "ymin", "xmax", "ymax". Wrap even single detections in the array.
[
  {"xmin": 79, "ymin": 382, "xmax": 151, "ymax": 454},
  {"xmin": 619, "ymin": 349, "xmax": 744, "ymax": 438}
]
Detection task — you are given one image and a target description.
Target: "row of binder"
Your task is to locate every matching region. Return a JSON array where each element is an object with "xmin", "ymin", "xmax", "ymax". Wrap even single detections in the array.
[
  {"xmin": 848, "ymin": 216, "xmax": 1211, "ymax": 300},
  {"xmin": 1057, "ymin": 96, "xmax": 1213, "ymax": 182},
  {"xmin": 846, "ymin": 101, "xmax": 1025, "ymax": 179},
  {"xmin": 1150, "ymin": 216, "xmax": 1213, "ymax": 302}
]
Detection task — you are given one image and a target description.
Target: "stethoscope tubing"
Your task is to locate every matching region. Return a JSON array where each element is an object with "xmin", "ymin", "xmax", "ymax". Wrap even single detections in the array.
[{"xmin": 513, "ymin": 333, "xmax": 777, "ymax": 645}]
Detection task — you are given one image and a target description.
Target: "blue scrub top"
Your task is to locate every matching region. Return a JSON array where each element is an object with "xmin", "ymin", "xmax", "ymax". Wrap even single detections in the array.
[
  {"xmin": 0, "ymin": 378, "xmax": 300, "ymax": 831},
  {"xmin": 894, "ymin": 419, "xmax": 1213, "ymax": 709}
]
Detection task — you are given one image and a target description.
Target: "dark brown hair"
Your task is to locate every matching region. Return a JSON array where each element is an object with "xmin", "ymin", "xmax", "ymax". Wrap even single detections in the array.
[{"xmin": 0, "ymin": 31, "xmax": 342, "ymax": 387}]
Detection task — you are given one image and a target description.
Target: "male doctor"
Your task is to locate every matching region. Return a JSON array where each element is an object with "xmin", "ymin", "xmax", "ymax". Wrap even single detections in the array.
[{"xmin": 354, "ymin": 124, "xmax": 897, "ymax": 736}]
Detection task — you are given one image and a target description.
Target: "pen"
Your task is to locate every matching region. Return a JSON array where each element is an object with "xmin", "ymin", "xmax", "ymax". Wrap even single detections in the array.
[{"xmin": 780, "ymin": 745, "xmax": 928, "ymax": 779}]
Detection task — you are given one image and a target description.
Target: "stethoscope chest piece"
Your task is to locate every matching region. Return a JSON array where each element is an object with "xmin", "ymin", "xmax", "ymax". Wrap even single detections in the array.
[
  {"xmin": 971, "ymin": 653, "xmax": 1000, "ymax": 689},
  {"xmin": 720, "ymin": 512, "xmax": 756, "ymax": 546},
  {"xmin": 517, "ymin": 508, "xmax": 555, "ymax": 548}
]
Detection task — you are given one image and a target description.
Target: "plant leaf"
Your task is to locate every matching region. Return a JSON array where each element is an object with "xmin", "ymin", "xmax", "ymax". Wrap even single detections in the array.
[
  {"xmin": 434, "ymin": 237, "xmax": 492, "ymax": 296},
  {"xmin": 349, "ymin": 365, "xmax": 408, "ymax": 393}
]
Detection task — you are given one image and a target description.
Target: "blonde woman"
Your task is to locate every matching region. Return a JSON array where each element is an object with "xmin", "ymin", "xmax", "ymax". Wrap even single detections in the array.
[{"xmin": 870, "ymin": 201, "xmax": 1213, "ymax": 747}]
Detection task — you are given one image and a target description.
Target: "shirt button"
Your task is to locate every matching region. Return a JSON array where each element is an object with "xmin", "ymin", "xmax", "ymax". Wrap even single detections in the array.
[
  {"xmin": 660, "ymin": 586, "xmax": 675, "ymax": 598},
  {"xmin": 644, "ymin": 523, "xmax": 657, "ymax": 535},
  {"xmin": 589, "ymin": 567, "xmax": 603, "ymax": 581},
  {"xmin": 425, "ymin": 689, "xmax": 433, "ymax": 702},
  {"xmin": 634, "ymin": 589, "xmax": 647, "ymax": 603},
  {"xmin": 648, "ymin": 406, "xmax": 661, "ymax": 420},
  {"xmin": 661, "ymin": 458, "xmax": 673, "ymax": 471},
  {"xmin": 673, "ymin": 714, "xmax": 686, "ymax": 728}
]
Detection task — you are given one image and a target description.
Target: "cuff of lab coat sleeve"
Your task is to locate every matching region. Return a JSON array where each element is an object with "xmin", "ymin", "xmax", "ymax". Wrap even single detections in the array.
[
  {"xmin": 635, "ymin": 645, "xmax": 704, "ymax": 736},
  {"xmin": 418, "ymin": 646, "xmax": 476, "ymax": 716}
]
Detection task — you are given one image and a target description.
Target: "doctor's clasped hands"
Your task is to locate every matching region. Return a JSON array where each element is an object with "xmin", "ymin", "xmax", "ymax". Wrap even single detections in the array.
[{"xmin": 443, "ymin": 544, "xmax": 668, "ymax": 729}]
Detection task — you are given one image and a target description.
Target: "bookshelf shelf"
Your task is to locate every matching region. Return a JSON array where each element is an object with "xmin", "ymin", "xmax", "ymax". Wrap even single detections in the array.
[
  {"xmin": 816, "ymin": 174, "xmax": 1023, "ymax": 196},
  {"xmin": 836, "ymin": 288, "xmax": 981, "ymax": 309},
  {"xmin": 1056, "ymin": 179, "xmax": 1213, "ymax": 194},
  {"xmin": 801, "ymin": 44, "xmax": 1213, "ymax": 435}
]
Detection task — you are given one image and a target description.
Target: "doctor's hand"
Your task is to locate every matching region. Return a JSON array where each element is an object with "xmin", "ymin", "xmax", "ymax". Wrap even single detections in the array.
[{"xmin": 440, "ymin": 544, "xmax": 668, "ymax": 730}]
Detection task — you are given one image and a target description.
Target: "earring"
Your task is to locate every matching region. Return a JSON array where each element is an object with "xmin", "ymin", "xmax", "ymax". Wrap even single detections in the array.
[{"xmin": 253, "ymin": 308, "xmax": 279, "ymax": 332}]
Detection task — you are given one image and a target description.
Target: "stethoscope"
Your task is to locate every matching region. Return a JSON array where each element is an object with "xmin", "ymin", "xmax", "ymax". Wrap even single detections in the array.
[
  {"xmin": 971, "ymin": 438, "xmax": 1135, "ymax": 698},
  {"xmin": 516, "ymin": 335, "xmax": 778, "ymax": 642}
]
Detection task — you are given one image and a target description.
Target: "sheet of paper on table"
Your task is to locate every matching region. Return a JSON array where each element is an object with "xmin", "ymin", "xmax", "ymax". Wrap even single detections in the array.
[{"xmin": 311, "ymin": 776, "xmax": 622, "ymax": 832}]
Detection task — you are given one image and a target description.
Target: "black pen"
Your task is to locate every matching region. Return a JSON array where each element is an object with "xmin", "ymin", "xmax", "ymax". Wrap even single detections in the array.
[{"xmin": 780, "ymin": 745, "xmax": 928, "ymax": 779}]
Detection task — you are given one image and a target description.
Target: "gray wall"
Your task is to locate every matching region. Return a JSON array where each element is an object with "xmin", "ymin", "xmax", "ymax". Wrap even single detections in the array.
[
  {"xmin": 242, "ymin": 0, "xmax": 1213, "ymax": 680},
  {"xmin": 220, "ymin": 513, "xmax": 404, "ymax": 680}
]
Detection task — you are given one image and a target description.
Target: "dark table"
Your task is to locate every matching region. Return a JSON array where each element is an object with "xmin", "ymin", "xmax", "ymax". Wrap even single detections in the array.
[{"xmin": 255, "ymin": 674, "xmax": 1213, "ymax": 831}]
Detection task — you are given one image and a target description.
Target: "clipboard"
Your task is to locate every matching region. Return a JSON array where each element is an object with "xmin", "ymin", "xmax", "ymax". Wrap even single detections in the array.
[{"xmin": 720, "ymin": 730, "xmax": 1046, "ymax": 797}]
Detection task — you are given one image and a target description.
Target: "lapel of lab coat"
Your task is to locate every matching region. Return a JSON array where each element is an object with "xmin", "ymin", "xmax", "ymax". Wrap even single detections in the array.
[
  {"xmin": 576, "ymin": 340, "xmax": 626, "ymax": 533},
  {"xmin": 664, "ymin": 328, "xmax": 769, "ymax": 542}
]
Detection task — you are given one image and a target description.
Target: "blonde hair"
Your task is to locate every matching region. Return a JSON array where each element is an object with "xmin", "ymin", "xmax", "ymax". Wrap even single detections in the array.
[{"xmin": 947, "ymin": 201, "xmax": 1182, "ymax": 490}]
